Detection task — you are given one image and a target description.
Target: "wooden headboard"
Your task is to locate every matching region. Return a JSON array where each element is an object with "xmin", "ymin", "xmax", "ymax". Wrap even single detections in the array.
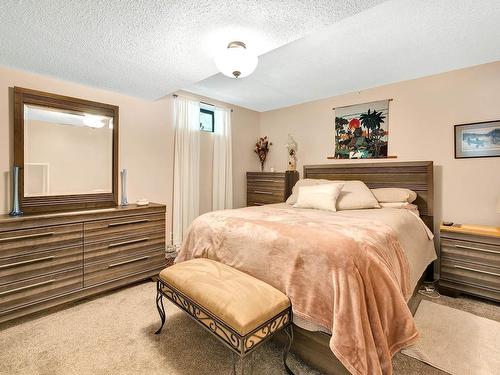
[{"xmin": 303, "ymin": 161, "xmax": 434, "ymax": 231}]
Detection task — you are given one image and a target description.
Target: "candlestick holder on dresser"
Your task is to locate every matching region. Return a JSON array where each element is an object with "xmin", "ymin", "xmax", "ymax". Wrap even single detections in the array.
[
  {"xmin": 9, "ymin": 166, "xmax": 23, "ymax": 216},
  {"xmin": 120, "ymin": 169, "xmax": 128, "ymax": 206}
]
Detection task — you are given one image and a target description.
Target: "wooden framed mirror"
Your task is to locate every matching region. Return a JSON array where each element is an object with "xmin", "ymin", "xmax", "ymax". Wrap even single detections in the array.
[{"xmin": 13, "ymin": 87, "xmax": 119, "ymax": 213}]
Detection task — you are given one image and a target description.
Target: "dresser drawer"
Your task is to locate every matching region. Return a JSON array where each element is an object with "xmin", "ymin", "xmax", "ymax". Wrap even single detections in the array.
[
  {"xmin": 247, "ymin": 179, "xmax": 285, "ymax": 191},
  {"xmin": 84, "ymin": 230, "xmax": 165, "ymax": 265},
  {"xmin": 441, "ymin": 238, "xmax": 500, "ymax": 269},
  {"xmin": 84, "ymin": 213, "xmax": 165, "ymax": 244},
  {"xmin": 441, "ymin": 258, "xmax": 500, "ymax": 292},
  {"xmin": 0, "ymin": 245, "xmax": 83, "ymax": 286},
  {"xmin": 247, "ymin": 191, "xmax": 285, "ymax": 205},
  {"xmin": 83, "ymin": 250, "xmax": 165, "ymax": 287},
  {"xmin": 439, "ymin": 279, "xmax": 500, "ymax": 302},
  {"xmin": 0, "ymin": 223, "xmax": 83, "ymax": 258},
  {"xmin": 0, "ymin": 268, "xmax": 83, "ymax": 313}
]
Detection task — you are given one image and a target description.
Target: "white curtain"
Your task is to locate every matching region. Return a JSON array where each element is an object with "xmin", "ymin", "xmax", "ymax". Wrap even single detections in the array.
[
  {"xmin": 212, "ymin": 107, "xmax": 233, "ymax": 210},
  {"xmin": 173, "ymin": 97, "xmax": 200, "ymax": 245}
]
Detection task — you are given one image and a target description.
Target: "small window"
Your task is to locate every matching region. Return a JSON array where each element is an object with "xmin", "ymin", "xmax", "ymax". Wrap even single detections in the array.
[{"xmin": 200, "ymin": 108, "xmax": 214, "ymax": 132}]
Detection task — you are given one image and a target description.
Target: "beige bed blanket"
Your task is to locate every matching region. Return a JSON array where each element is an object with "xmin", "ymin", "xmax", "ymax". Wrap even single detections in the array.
[{"xmin": 177, "ymin": 205, "xmax": 436, "ymax": 375}]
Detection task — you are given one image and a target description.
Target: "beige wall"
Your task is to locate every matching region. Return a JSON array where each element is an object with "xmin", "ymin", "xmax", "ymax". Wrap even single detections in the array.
[
  {"xmin": 0, "ymin": 67, "xmax": 259, "ymax": 242},
  {"xmin": 259, "ymin": 61, "xmax": 500, "ymax": 227}
]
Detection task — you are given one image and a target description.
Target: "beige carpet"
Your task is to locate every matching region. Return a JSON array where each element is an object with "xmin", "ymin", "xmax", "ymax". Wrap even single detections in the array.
[
  {"xmin": 401, "ymin": 300, "xmax": 500, "ymax": 375},
  {"xmin": 0, "ymin": 281, "xmax": 498, "ymax": 375}
]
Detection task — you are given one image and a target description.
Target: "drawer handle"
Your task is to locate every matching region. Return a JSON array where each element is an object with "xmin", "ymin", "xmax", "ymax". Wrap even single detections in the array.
[
  {"xmin": 253, "ymin": 191, "xmax": 274, "ymax": 195},
  {"xmin": 108, "ymin": 219, "xmax": 149, "ymax": 228},
  {"xmin": 0, "ymin": 232, "xmax": 55, "ymax": 243},
  {"xmin": 0, "ymin": 256, "xmax": 55, "ymax": 270},
  {"xmin": 108, "ymin": 256, "xmax": 149, "ymax": 268},
  {"xmin": 455, "ymin": 244, "xmax": 499, "ymax": 254},
  {"xmin": 108, "ymin": 237, "xmax": 149, "ymax": 248},
  {"xmin": 454, "ymin": 265, "xmax": 500, "ymax": 277},
  {"xmin": 0, "ymin": 279, "xmax": 56, "ymax": 297},
  {"xmin": 250, "ymin": 179, "xmax": 279, "ymax": 183}
]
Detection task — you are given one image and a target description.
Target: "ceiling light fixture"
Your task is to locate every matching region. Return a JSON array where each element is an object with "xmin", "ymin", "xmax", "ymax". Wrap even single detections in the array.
[{"xmin": 215, "ymin": 41, "xmax": 258, "ymax": 79}]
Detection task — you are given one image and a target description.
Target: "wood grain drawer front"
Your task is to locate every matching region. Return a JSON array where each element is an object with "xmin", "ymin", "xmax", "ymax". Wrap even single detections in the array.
[
  {"xmin": 83, "ymin": 250, "xmax": 165, "ymax": 287},
  {"xmin": 247, "ymin": 191, "xmax": 285, "ymax": 206},
  {"xmin": 0, "ymin": 268, "xmax": 83, "ymax": 313},
  {"xmin": 84, "ymin": 230, "xmax": 165, "ymax": 265},
  {"xmin": 0, "ymin": 245, "xmax": 83, "ymax": 286},
  {"xmin": 84, "ymin": 213, "xmax": 165, "ymax": 244},
  {"xmin": 440, "ymin": 279, "xmax": 499, "ymax": 302},
  {"xmin": 441, "ymin": 258, "xmax": 500, "ymax": 292},
  {"xmin": 247, "ymin": 179, "xmax": 285, "ymax": 191},
  {"xmin": 0, "ymin": 223, "xmax": 83, "ymax": 259},
  {"xmin": 441, "ymin": 238, "xmax": 500, "ymax": 269}
]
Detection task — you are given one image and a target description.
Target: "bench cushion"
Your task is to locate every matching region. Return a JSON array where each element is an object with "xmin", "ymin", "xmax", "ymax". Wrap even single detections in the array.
[{"xmin": 159, "ymin": 258, "xmax": 290, "ymax": 335}]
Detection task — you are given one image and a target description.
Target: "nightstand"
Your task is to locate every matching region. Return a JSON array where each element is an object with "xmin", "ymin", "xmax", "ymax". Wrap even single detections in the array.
[
  {"xmin": 439, "ymin": 224, "xmax": 500, "ymax": 302},
  {"xmin": 246, "ymin": 171, "xmax": 299, "ymax": 207}
]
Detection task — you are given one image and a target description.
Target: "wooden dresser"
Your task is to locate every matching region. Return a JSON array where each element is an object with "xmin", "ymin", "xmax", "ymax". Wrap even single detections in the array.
[
  {"xmin": 246, "ymin": 171, "xmax": 299, "ymax": 207},
  {"xmin": 0, "ymin": 203, "xmax": 166, "ymax": 323},
  {"xmin": 439, "ymin": 224, "xmax": 500, "ymax": 302}
]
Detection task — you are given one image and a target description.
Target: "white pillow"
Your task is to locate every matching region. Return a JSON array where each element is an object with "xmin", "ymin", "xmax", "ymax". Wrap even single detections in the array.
[
  {"xmin": 293, "ymin": 183, "xmax": 344, "ymax": 212},
  {"xmin": 371, "ymin": 188, "xmax": 417, "ymax": 203},
  {"xmin": 334, "ymin": 180, "xmax": 380, "ymax": 210},
  {"xmin": 286, "ymin": 179, "xmax": 331, "ymax": 205}
]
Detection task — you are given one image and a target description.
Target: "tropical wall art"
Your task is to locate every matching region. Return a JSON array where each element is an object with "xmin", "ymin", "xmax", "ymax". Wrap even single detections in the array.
[
  {"xmin": 455, "ymin": 120, "xmax": 500, "ymax": 158},
  {"xmin": 334, "ymin": 100, "xmax": 390, "ymax": 159}
]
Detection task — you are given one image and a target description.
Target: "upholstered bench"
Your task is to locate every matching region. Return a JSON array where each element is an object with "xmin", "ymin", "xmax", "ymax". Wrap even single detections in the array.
[{"xmin": 155, "ymin": 258, "xmax": 294, "ymax": 374}]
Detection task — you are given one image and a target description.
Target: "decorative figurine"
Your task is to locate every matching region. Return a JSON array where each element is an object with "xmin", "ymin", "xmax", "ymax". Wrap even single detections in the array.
[{"xmin": 285, "ymin": 134, "xmax": 298, "ymax": 171}]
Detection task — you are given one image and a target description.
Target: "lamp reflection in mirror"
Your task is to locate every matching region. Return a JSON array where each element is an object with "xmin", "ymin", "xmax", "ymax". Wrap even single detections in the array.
[
  {"xmin": 9, "ymin": 166, "xmax": 23, "ymax": 216},
  {"xmin": 214, "ymin": 41, "xmax": 258, "ymax": 79}
]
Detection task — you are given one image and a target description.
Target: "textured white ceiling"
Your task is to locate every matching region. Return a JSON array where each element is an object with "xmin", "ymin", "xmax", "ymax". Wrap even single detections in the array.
[
  {"xmin": 0, "ymin": 0, "xmax": 383, "ymax": 100},
  {"xmin": 188, "ymin": 0, "xmax": 500, "ymax": 111}
]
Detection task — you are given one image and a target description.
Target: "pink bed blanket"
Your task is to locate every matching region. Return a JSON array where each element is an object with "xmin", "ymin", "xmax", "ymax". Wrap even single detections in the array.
[{"xmin": 176, "ymin": 205, "xmax": 419, "ymax": 375}]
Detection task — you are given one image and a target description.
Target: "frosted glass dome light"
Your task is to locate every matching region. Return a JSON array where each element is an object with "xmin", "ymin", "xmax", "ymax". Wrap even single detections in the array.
[{"xmin": 215, "ymin": 41, "xmax": 258, "ymax": 79}]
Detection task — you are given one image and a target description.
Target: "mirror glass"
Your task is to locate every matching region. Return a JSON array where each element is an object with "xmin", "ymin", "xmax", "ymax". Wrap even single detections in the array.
[{"xmin": 23, "ymin": 104, "xmax": 114, "ymax": 197}]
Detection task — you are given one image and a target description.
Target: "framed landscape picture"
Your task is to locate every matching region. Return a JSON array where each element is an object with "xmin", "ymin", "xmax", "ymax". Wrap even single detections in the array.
[{"xmin": 454, "ymin": 120, "xmax": 500, "ymax": 159}]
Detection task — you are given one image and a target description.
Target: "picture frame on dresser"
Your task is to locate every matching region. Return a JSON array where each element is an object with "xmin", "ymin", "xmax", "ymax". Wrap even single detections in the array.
[{"xmin": 454, "ymin": 120, "xmax": 500, "ymax": 159}]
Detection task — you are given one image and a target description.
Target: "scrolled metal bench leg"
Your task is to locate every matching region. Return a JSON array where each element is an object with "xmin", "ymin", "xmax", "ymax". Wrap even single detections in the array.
[
  {"xmin": 155, "ymin": 280, "xmax": 166, "ymax": 334},
  {"xmin": 283, "ymin": 325, "xmax": 295, "ymax": 375}
]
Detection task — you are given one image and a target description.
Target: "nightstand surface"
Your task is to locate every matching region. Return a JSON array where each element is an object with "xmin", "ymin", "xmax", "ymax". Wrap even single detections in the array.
[{"xmin": 440, "ymin": 224, "xmax": 500, "ymax": 239}]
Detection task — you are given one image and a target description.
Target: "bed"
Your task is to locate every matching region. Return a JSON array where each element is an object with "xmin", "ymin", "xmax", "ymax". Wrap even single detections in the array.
[{"xmin": 176, "ymin": 161, "xmax": 436, "ymax": 375}]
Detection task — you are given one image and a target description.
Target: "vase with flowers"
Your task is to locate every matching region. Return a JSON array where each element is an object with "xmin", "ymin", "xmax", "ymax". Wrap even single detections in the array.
[{"xmin": 254, "ymin": 136, "xmax": 272, "ymax": 171}]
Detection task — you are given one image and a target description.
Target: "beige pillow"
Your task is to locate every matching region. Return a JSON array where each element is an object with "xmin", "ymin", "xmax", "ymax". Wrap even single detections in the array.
[
  {"xmin": 371, "ymin": 188, "xmax": 417, "ymax": 203},
  {"xmin": 293, "ymin": 183, "xmax": 344, "ymax": 212},
  {"xmin": 286, "ymin": 179, "xmax": 332, "ymax": 205},
  {"xmin": 334, "ymin": 180, "xmax": 380, "ymax": 210}
]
